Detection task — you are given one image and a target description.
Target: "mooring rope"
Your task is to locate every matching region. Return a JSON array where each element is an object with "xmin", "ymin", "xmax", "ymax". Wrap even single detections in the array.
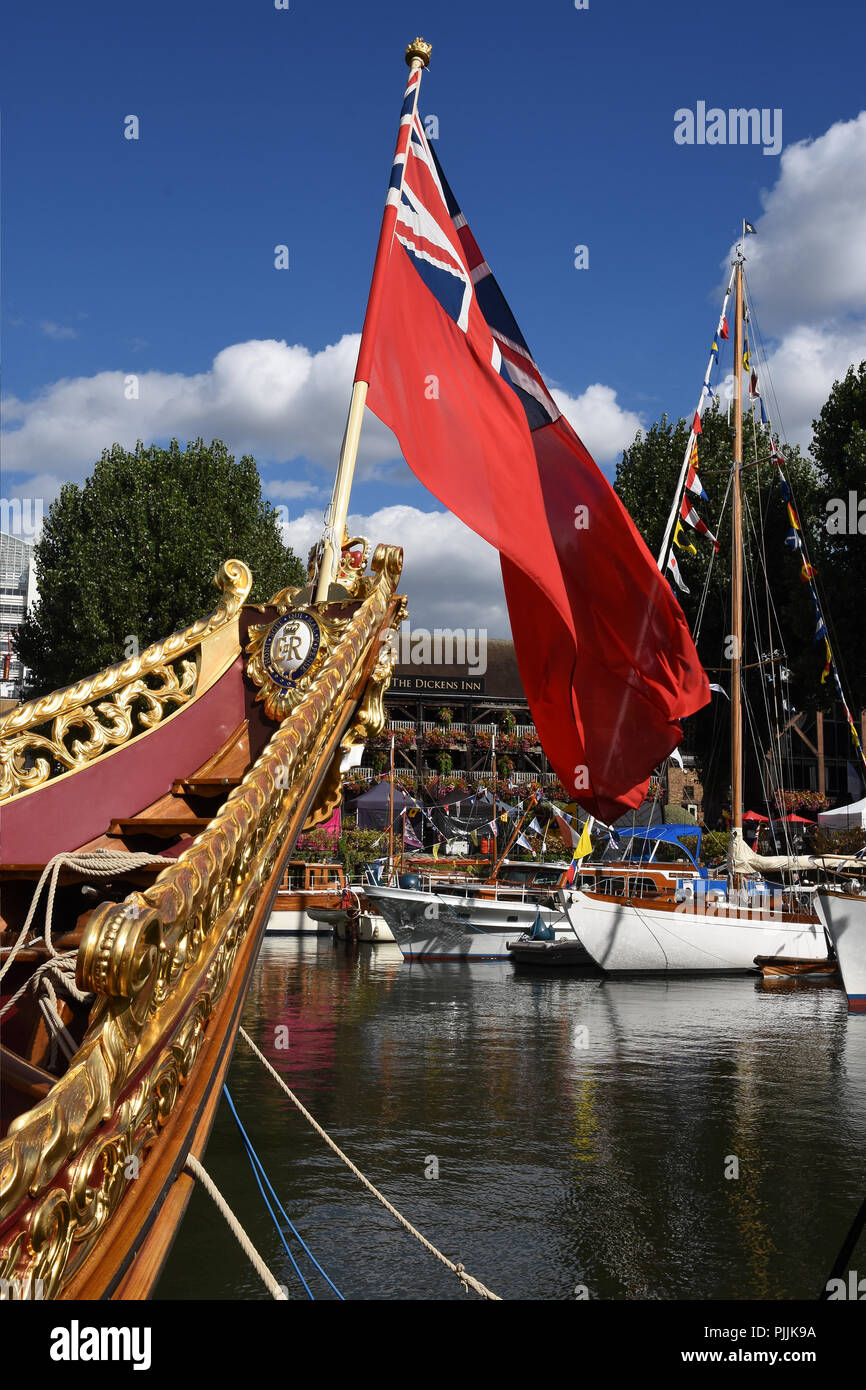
[
  {"xmin": 238, "ymin": 1026, "xmax": 502, "ymax": 1300},
  {"xmin": 184, "ymin": 1153, "xmax": 288, "ymax": 1301}
]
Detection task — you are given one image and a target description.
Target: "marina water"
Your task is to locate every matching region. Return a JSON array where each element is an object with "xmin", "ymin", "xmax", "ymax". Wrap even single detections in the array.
[{"xmin": 156, "ymin": 938, "xmax": 866, "ymax": 1301}]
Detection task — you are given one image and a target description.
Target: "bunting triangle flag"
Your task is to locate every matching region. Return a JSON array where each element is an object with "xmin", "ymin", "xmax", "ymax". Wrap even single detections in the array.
[
  {"xmin": 821, "ymin": 639, "xmax": 832, "ymax": 684},
  {"xmin": 686, "ymin": 440, "xmax": 707, "ymax": 499},
  {"xmin": 553, "ymin": 810, "xmax": 580, "ymax": 847},
  {"xmin": 800, "ymin": 559, "xmax": 817, "ymax": 582},
  {"xmin": 680, "ymin": 496, "xmax": 719, "ymax": 552},
  {"xmin": 673, "ymin": 519, "xmax": 697, "ymax": 556},
  {"xmin": 666, "ymin": 550, "xmax": 690, "ymax": 595},
  {"xmin": 719, "ymin": 316, "xmax": 730, "ymax": 340},
  {"xmin": 693, "ymin": 411, "xmax": 703, "ymax": 435},
  {"xmin": 573, "ymin": 819, "xmax": 593, "ymax": 860},
  {"xmin": 432, "ymin": 842, "xmax": 441, "ymax": 860}
]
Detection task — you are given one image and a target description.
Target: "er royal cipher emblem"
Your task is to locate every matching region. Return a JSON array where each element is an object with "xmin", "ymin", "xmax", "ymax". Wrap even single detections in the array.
[{"xmin": 262, "ymin": 612, "xmax": 322, "ymax": 690}]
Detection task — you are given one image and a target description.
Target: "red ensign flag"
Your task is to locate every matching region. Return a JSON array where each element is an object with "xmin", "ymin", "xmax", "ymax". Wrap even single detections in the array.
[{"xmin": 359, "ymin": 84, "xmax": 709, "ymax": 821}]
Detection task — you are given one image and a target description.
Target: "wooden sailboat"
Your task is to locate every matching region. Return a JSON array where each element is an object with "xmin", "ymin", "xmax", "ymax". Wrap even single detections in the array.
[
  {"xmin": 0, "ymin": 542, "xmax": 406, "ymax": 1298},
  {"xmin": 561, "ymin": 233, "xmax": 854, "ymax": 973},
  {"xmin": 0, "ymin": 46, "xmax": 451, "ymax": 1301}
]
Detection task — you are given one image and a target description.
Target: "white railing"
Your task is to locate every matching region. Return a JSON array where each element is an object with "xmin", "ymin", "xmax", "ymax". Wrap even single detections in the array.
[{"xmin": 387, "ymin": 720, "xmax": 415, "ymax": 731}]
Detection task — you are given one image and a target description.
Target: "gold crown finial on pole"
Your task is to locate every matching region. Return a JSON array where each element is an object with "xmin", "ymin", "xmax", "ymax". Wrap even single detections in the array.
[{"xmin": 405, "ymin": 37, "xmax": 432, "ymax": 69}]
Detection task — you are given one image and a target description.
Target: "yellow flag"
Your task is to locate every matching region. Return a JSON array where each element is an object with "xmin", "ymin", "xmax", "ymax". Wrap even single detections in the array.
[
  {"xmin": 573, "ymin": 820, "xmax": 593, "ymax": 860},
  {"xmin": 673, "ymin": 519, "xmax": 697, "ymax": 556},
  {"xmin": 432, "ymin": 843, "xmax": 440, "ymax": 859}
]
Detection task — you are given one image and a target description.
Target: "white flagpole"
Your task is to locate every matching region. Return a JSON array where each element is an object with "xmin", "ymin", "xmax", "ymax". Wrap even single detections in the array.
[{"xmin": 313, "ymin": 39, "xmax": 432, "ymax": 603}]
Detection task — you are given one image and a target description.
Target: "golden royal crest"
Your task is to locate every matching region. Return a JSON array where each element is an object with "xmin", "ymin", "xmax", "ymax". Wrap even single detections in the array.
[{"xmin": 262, "ymin": 612, "xmax": 323, "ymax": 690}]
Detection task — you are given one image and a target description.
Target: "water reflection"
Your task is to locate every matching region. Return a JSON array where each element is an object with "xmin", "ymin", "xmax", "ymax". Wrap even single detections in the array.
[{"xmin": 157, "ymin": 940, "xmax": 865, "ymax": 1301}]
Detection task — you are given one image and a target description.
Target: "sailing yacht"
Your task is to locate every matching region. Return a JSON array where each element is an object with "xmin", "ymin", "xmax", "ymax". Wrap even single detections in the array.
[{"xmin": 561, "ymin": 231, "xmax": 859, "ymax": 974}]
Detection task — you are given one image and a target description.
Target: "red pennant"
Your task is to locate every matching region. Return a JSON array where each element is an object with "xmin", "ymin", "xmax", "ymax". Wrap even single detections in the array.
[
  {"xmin": 719, "ymin": 316, "xmax": 729, "ymax": 340},
  {"xmin": 693, "ymin": 412, "xmax": 703, "ymax": 435}
]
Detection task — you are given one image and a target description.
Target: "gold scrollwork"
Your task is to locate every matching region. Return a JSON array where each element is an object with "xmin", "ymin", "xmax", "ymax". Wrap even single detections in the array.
[
  {"xmin": 0, "ymin": 544, "xmax": 404, "ymax": 1299},
  {"xmin": 0, "ymin": 560, "xmax": 252, "ymax": 802}
]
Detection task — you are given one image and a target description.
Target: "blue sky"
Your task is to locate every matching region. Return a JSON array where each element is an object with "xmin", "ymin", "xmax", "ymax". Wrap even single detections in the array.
[{"xmin": 3, "ymin": 0, "xmax": 865, "ymax": 630}]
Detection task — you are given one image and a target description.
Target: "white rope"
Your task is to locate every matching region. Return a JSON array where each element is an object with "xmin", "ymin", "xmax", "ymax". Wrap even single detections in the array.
[
  {"xmin": 0, "ymin": 849, "xmax": 175, "ymax": 983},
  {"xmin": 238, "ymin": 1027, "xmax": 502, "ymax": 1300},
  {"xmin": 0, "ymin": 850, "xmax": 177, "ymax": 1055},
  {"xmin": 184, "ymin": 1154, "xmax": 288, "ymax": 1301}
]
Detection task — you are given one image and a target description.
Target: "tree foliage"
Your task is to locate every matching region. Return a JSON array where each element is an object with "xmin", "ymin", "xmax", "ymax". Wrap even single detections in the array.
[
  {"xmin": 810, "ymin": 361, "xmax": 866, "ymax": 710},
  {"xmin": 16, "ymin": 438, "xmax": 306, "ymax": 695}
]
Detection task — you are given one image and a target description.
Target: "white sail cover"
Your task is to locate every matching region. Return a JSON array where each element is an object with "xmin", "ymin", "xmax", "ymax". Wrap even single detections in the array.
[
  {"xmin": 818, "ymin": 797, "xmax": 866, "ymax": 830},
  {"xmin": 728, "ymin": 827, "xmax": 864, "ymax": 876}
]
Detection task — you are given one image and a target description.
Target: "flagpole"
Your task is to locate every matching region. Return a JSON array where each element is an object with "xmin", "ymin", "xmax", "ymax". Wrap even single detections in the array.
[
  {"xmin": 314, "ymin": 37, "xmax": 433, "ymax": 603},
  {"xmin": 388, "ymin": 734, "xmax": 395, "ymax": 883},
  {"xmin": 657, "ymin": 266, "xmax": 736, "ymax": 579},
  {"xmin": 487, "ymin": 794, "xmax": 537, "ymax": 883}
]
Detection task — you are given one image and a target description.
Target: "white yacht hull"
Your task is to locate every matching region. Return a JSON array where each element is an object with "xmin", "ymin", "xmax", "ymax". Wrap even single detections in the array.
[
  {"xmin": 816, "ymin": 889, "xmax": 866, "ymax": 1012},
  {"xmin": 365, "ymin": 884, "xmax": 588, "ymax": 960},
  {"xmin": 562, "ymin": 890, "xmax": 829, "ymax": 973}
]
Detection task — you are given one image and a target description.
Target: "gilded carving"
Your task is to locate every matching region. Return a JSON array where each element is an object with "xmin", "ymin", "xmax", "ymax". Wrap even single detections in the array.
[
  {"xmin": 0, "ymin": 544, "xmax": 404, "ymax": 1299},
  {"xmin": 0, "ymin": 560, "xmax": 252, "ymax": 802}
]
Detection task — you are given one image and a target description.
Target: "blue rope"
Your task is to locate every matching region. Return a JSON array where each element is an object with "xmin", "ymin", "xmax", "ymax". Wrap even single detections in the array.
[{"xmin": 223, "ymin": 1085, "xmax": 345, "ymax": 1301}]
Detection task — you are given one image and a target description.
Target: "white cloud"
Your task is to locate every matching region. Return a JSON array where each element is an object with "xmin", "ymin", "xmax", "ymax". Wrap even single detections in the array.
[
  {"xmin": 40, "ymin": 321, "xmax": 78, "ymax": 341},
  {"xmin": 283, "ymin": 504, "xmax": 511, "ymax": 637},
  {"xmin": 735, "ymin": 111, "xmax": 866, "ymax": 332},
  {"xmin": 2, "ymin": 335, "xmax": 399, "ymax": 483},
  {"xmin": 265, "ymin": 478, "xmax": 323, "ymax": 501},
  {"xmin": 551, "ymin": 383, "xmax": 643, "ymax": 467},
  {"xmin": 720, "ymin": 111, "xmax": 866, "ymax": 449}
]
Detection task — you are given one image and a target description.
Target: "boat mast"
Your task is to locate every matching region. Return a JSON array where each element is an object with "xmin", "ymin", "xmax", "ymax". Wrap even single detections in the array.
[
  {"xmin": 313, "ymin": 39, "xmax": 432, "ymax": 603},
  {"xmin": 487, "ymin": 794, "xmax": 538, "ymax": 883},
  {"xmin": 730, "ymin": 239, "xmax": 746, "ymax": 872},
  {"xmin": 388, "ymin": 733, "xmax": 395, "ymax": 882}
]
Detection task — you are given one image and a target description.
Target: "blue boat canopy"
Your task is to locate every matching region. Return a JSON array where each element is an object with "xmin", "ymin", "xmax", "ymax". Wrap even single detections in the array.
[{"xmin": 616, "ymin": 823, "xmax": 703, "ymax": 868}]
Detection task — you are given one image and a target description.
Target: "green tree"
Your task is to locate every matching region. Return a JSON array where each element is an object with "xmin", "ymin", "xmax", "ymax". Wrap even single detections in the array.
[
  {"xmin": 810, "ymin": 361, "xmax": 866, "ymax": 710},
  {"xmin": 15, "ymin": 438, "xmax": 306, "ymax": 695}
]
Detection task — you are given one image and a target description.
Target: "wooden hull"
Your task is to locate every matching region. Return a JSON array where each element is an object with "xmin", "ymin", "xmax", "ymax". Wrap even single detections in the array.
[
  {"xmin": 0, "ymin": 546, "xmax": 406, "ymax": 1299},
  {"xmin": 754, "ymin": 955, "xmax": 839, "ymax": 979}
]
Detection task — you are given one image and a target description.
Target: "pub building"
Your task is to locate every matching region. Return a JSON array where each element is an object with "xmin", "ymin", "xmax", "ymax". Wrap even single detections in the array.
[{"xmin": 372, "ymin": 637, "xmax": 714, "ymax": 816}]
